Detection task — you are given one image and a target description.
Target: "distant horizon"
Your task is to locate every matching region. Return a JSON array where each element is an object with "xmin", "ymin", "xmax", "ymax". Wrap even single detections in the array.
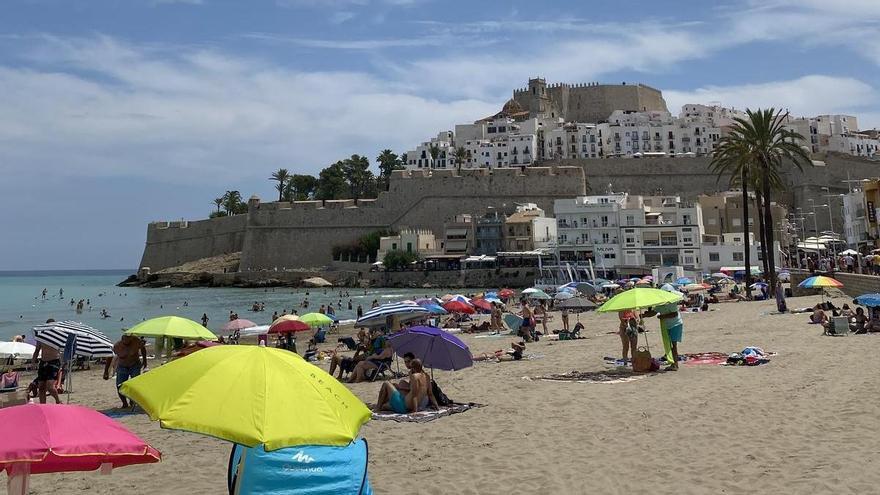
[{"xmin": 0, "ymin": 269, "xmax": 134, "ymax": 276}]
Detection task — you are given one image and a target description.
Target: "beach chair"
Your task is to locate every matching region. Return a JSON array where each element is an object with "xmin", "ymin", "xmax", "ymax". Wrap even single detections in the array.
[
  {"xmin": 368, "ymin": 359, "xmax": 394, "ymax": 382},
  {"xmin": 830, "ymin": 316, "xmax": 850, "ymax": 336},
  {"xmin": 227, "ymin": 438, "xmax": 373, "ymax": 495}
]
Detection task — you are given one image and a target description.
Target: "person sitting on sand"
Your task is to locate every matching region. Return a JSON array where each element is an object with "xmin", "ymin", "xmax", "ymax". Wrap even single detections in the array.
[
  {"xmin": 851, "ymin": 307, "xmax": 868, "ymax": 334},
  {"xmin": 464, "ymin": 321, "xmax": 491, "ymax": 333},
  {"xmin": 840, "ymin": 303, "xmax": 854, "ymax": 318},
  {"xmin": 348, "ymin": 329, "xmax": 394, "ymax": 383},
  {"xmin": 374, "ymin": 358, "xmax": 437, "ymax": 414},
  {"xmin": 473, "ymin": 341, "xmax": 526, "ymax": 362},
  {"xmin": 328, "ymin": 329, "xmax": 370, "ymax": 379},
  {"xmin": 810, "ymin": 305, "xmax": 828, "ymax": 325}
]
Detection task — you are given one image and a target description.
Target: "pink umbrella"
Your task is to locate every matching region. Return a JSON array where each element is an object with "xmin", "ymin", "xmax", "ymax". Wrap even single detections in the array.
[
  {"xmin": 0, "ymin": 404, "xmax": 161, "ymax": 494},
  {"xmin": 221, "ymin": 318, "xmax": 256, "ymax": 332}
]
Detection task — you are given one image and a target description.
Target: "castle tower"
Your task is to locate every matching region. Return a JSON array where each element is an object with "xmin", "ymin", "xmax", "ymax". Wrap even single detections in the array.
[{"xmin": 522, "ymin": 77, "xmax": 551, "ymax": 118}]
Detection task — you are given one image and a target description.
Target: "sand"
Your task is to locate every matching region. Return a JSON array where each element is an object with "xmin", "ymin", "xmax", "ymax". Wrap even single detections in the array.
[{"xmin": 18, "ymin": 294, "xmax": 880, "ymax": 494}]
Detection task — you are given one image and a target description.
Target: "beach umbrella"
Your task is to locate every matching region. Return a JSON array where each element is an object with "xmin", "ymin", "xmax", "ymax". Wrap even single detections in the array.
[
  {"xmin": 749, "ymin": 282, "xmax": 769, "ymax": 289},
  {"xmin": 601, "ymin": 283, "xmax": 620, "ymax": 289},
  {"xmin": 598, "ymin": 288, "xmax": 683, "ymax": 313},
  {"xmin": 855, "ymin": 293, "xmax": 880, "ymax": 307},
  {"xmin": 415, "ymin": 300, "xmax": 448, "ymax": 315},
  {"xmin": 126, "ymin": 316, "xmax": 217, "ymax": 341},
  {"xmin": 841, "ymin": 249, "xmax": 859, "ymax": 255},
  {"xmin": 356, "ymin": 300, "xmax": 430, "ymax": 327},
  {"xmin": 554, "ymin": 291, "xmax": 576, "ymax": 300},
  {"xmin": 238, "ymin": 325, "xmax": 270, "ymax": 337},
  {"xmin": 778, "ymin": 272, "xmax": 791, "ymax": 282},
  {"xmin": 635, "ymin": 279, "xmax": 652, "ymax": 286},
  {"xmin": 439, "ymin": 294, "xmax": 455, "ymax": 302},
  {"xmin": 121, "ymin": 346, "xmax": 371, "ymax": 450},
  {"xmin": 483, "ymin": 295, "xmax": 502, "ymax": 304},
  {"xmin": 0, "ymin": 404, "xmax": 160, "ymax": 495},
  {"xmin": 0, "ymin": 341, "xmax": 36, "ymax": 358},
  {"xmin": 447, "ymin": 294, "xmax": 472, "ymax": 304},
  {"xmin": 443, "ymin": 300, "xmax": 476, "ymax": 314},
  {"xmin": 32, "ymin": 321, "xmax": 113, "ymax": 358},
  {"xmin": 498, "ymin": 288, "xmax": 516, "ymax": 298},
  {"xmin": 683, "ymin": 283, "xmax": 707, "ymax": 292},
  {"xmin": 268, "ymin": 318, "xmax": 311, "ymax": 334},
  {"xmin": 798, "ymin": 276, "xmax": 843, "ymax": 289},
  {"xmin": 711, "ymin": 272, "xmax": 729, "ymax": 279},
  {"xmin": 558, "ymin": 297, "xmax": 597, "ymax": 311},
  {"xmin": 522, "ymin": 288, "xmax": 551, "ymax": 300},
  {"xmin": 484, "ymin": 291, "xmax": 499, "ymax": 299},
  {"xmin": 387, "ymin": 326, "xmax": 472, "ymax": 371},
  {"xmin": 221, "ymin": 319, "xmax": 256, "ymax": 333},
  {"xmin": 470, "ymin": 298, "xmax": 494, "ymax": 311},
  {"xmin": 298, "ymin": 312, "xmax": 334, "ymax": 327},
  {"xmin": 675, "ymin": 277, "xmax": 694, "ymax": 285}
]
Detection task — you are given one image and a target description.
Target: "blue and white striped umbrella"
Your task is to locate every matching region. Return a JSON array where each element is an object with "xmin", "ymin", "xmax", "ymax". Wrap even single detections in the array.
[
  {"xmin": 356, "ymin": 301, "xmax": 430, "ymax": 327},
  {"xmin": 32, "ymin": 320, "xmax": 114, "ymax": 358}
]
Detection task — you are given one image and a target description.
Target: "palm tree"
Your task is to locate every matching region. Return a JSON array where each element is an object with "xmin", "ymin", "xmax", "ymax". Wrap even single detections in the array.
[
  {"xmin": 269, "ymin": 169, "xmax": 291, "ymax": 202},
  {"xmin": 212, "ymin": 197, "xmax": 224, "ymax": 214},
  {"xmin": 711, "ymin": 108, "xmax": 809, "ymax": 289},
  {"xmin": 428, "ymin": 145, "xmax": 440, "ymax": 169},
  {"xmin": 711, "ymin": 142, "xmax": 755, "ymax": 297},
  {"xmin": 452, "ymin": 146, "xmax": 468, "ymax": 173},
  {"xmin": 223, "ymin": 190, "xmax": 243, "ymax": 215}
]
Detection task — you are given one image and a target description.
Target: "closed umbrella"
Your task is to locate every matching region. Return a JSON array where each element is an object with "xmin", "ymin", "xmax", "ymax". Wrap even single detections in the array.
[
  {"xmin": 32, "ymin": 321, "xmax": 113, "ymax": 358},
  {"xmin": 0, "ymin": 404, "xmax": 160, "ymax": 495},
  {"xmin": 387, "ymin": 326, "xmax": 472, "ymax": 371},
  {"xmin": 356, "ymin": 301, "xmax": 430, "ymax": 327},
  {"xmin": 126, "ymin": 316, "xmax": 217, "ymax": 341},
  {"xmin": 121, "ymin": 346, "xmax": 370, "ymax": 450}
]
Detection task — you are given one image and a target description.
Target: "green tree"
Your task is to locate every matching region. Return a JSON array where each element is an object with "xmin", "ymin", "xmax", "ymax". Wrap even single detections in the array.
[
  {"xmin": 287, "ymin": 174, "xmax": 317, "ymax": 201},
  {"xmin": 376, "ymin": 149, "xmax": 403, "ymax": 190},
  {"xmin": 341, "ymin": 154, "xmax": 375, "ymax": 199},
  {"xmin": 452, "ymin": 146, "xmax": 468, "ymax": 172},
  {"xmin": 383, "ymin": 249, "xmax": 420, "ymax": 270},
  {"xmin": 315, "ymin": 162, "xmax": 349, "ymax": 200},
  {"xmin": 711, "ymin": 108, "xmax": 809, "ymax": 289},
  {"xmin": 222, "ymin": 190, "xmax": 244, "ymax": 215},
  {"xmin": 269, "ymin": 168, "xmax": 291, "ymax": 202},
  {"xmin": 212, "ymin": 197, "xmax": 224, "ymax": 214}
]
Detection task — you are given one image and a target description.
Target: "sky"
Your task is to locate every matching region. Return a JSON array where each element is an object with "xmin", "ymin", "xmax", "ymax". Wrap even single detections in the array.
[{"xmin": 1, "ymin": 0, "xmax": 879, "ymax": 270}]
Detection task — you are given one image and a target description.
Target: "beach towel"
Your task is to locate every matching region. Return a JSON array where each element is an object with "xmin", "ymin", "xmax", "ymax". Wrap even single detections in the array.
[
  {"xmin": 533, "ymin": 370, "xmax": 650, "ymax": 384},
  {"xmin": 678, "ymin": 352, "xmax": 730, "ymax": 366},
  {"xmin": 369, "ymin": 403, "xmax": 484, "ymax": 423}
]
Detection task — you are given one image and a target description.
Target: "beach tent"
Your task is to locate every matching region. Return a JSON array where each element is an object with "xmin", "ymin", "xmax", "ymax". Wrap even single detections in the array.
[{"xmin": 228, "ymin": 439, "xmax": 372, "ymax": 495}]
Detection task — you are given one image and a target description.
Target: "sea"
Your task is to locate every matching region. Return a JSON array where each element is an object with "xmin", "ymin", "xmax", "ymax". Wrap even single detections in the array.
[{"xmin": 0, "ymin": 270, "xmax": 478, "ymax": 341}]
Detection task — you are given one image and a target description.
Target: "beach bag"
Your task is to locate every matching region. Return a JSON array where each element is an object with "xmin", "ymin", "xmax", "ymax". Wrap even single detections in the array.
[
  {"xmin": 632, "ymin": 334, "xmax": 653, "ymax": 372},
  {"xmin": 431, "ymin": 380, "xmax": 452, "ymax": 407}
]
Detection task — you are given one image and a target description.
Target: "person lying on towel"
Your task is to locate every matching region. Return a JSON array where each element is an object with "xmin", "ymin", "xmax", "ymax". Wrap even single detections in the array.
[{"xmin": 472, "ymin": 341, "xmax": 525, "ymax": 362}]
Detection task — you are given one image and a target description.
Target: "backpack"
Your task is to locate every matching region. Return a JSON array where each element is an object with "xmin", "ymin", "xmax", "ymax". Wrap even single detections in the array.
[{"xmin": 431, "ymin": 380, "xmax": 452, "ymax": 407}]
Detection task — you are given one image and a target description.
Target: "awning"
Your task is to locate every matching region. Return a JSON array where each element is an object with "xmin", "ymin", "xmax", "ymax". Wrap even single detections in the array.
[
  {"xmin": 445, "ymin": 240, "xmax": 468, "ymax": 251},
  {"xmin": 446, "ymin": 228, "xmax": 469, "ymax": 237},
  {"xmin": 464, "ymin": 255, "xmax": 496, "ymax": 262}
]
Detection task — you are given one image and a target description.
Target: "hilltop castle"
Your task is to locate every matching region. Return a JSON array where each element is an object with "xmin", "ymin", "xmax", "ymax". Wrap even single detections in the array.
[{"xmin": 510, "ymin": 78, "xmax": 668, "ymax": 123}]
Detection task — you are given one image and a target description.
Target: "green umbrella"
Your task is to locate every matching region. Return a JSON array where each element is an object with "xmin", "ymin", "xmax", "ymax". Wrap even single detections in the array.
[
  {"xmin": 521, "ymin": 288, "xmax": 551, "ymax": 300},
  {"xmin": 298, "ymin": 312, "xmax": 334, "ymax": 327},
  {"xmin": 125, "ymin": 316, "xmax": 217, "ymax": 340},
  {"xmin": 597, "ymin": 288, "xmax": 683, "ymax": 313}
]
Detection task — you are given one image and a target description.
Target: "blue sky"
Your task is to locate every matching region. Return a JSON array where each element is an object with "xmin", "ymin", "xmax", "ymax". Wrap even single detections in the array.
[{"xmin": 1, "ymin": 0, "xmax": 879, "ymax": 270}]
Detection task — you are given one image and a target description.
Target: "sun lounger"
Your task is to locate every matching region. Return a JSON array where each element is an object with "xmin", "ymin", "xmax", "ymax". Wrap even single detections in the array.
[{"xmin": 228, "ymin": 438, "xmax": 372, "ymax": 495}]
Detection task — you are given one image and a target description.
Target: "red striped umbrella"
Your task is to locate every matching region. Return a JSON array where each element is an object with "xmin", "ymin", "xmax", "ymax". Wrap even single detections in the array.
[
  {"xmin": 471, "ymin": 298, "xmax": 493, "ymax": 312},
  {"xmin": 442, "ymin": 300, "xmax": 475, "ymax": 314}
]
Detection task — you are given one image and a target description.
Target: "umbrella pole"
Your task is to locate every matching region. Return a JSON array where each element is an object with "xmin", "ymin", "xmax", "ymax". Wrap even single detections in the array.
[{"xmin": 7, "ymin": 464, "xmax": 29, "ymax": 495}]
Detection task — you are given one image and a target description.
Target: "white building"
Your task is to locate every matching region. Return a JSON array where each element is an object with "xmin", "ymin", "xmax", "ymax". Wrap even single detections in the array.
[
  {"xmin": 404, "ymin": 131, "xmax": 454, "ymax": 169},
  {"xmin": 842, "ymin": 190, "xmax": 870, "ymax": 247},
  {"xmin": 554, "ymin": 194, "xmax": 704, "ymax": 274},
  {"xmin": 376, "ymin": 229, "xmax": 441, "ymax": 261},
  {"xmin": 784, "ymin": 114, "xmax": 879, "ymax": 157},
  {"xmin": 679, "ymin": 104, "xmax": 748, "ymax": 128},
  {"xmin": 699, "ymin": 233, "xmax": 782, "ymax": 273},
  {"xmin": 504, "ymin": 204, "xmax": 557, "ymax": 251}
]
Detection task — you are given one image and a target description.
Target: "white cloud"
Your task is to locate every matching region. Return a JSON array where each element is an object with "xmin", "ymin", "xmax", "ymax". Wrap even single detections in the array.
[
  {"xmin": 329, "ymin": 11, "xmax": 356, "ymax": 24},
  {"xmin": 665, "ymin": 75, "xmax": 879, "ymax": 126},
  {"xmin": 0, "ymin": 35, "xmax": 497, "ymax": 186}
]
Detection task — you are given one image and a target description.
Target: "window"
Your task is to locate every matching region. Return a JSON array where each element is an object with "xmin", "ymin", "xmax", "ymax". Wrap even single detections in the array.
[
  {"xmin": 661, "ymin": 232, "xmax": 677, "ymax": 246},
  {"xmin": 709, "ymin": 252, "xmax": 720, "ymax": 262},
  {"xmin": 602, "ymin": 232, "xmax": 610, "ymax": 243},
  {"xmin": 406, "ymin": 242, "xmax": 412, "ymax": 252},
  {"xmin": 626, "ymin": 215, "xmax": 634, "ymax": 226},
  {"xmin": 601, "ymin": 215, "xmax": 609, "ymax": 227},
  {"xmin": 603, "ymin": 253, "xmax": 616, "ymax": 259},
  {"xmin": 732, "ymin": 218, "xmax": 741, "ymax": 227},
  {"xmin": 682, "ymin": 215, "xmax": 691, "ymax": 225},
  {"xmin": 732, "ymin": 252, "xmax": 744, "ymax": 262},
  {"xmin": 684, "ymin": 256, "xmax": 694, "ymax": 265},
  {"xmin": 643, "ymin": 232, "xmax": 660, "ymax": 247},
  {"xmin": 625, "ymin": 236, "xmax": 635, "ymax": 244},
  {"xmin": 682, "ymin": 236, "xmax": 693, "ymax": 244}
]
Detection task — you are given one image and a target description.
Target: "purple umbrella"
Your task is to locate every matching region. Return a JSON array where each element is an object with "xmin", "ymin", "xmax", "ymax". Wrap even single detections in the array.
[{"xmin": 387, "ymin": 326, "xmax": 472, "ymax": 371}]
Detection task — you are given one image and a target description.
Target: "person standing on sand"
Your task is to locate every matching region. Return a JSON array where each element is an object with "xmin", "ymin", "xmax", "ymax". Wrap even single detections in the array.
[
  {"xmin": 561, "ymin": 306, "xmax": 570, "ymax": 331},
  {"xmin": 646, "ymin": 302, "xmax": 683, "ymax": 371},
  {"xmin": 31, "ymin": 319, "xmax": 62, "ymax": 404},
  {"xmin": 357, "ymin": 304, "xmax": 363, "ymax": 319},
  {"xmin": 103, "ymin": 334, "xmax": 147, "ymax": 409}
]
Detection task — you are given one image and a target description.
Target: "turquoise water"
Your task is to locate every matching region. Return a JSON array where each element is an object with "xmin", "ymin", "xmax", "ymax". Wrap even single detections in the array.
[{"xmin": 0, "ymin": 270, "xmax": 475, "ymax": 341}]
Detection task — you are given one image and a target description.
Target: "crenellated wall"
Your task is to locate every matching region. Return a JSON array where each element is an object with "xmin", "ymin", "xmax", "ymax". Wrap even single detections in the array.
[{"xmin": 140, "ymin": 166, "xmax": 587, "ymax": 271}]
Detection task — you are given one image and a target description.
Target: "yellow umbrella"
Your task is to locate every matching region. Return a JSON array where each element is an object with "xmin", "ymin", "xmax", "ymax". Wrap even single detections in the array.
[
  {"xmin": 125, "ymin": 316, "xmax": 216, "ymax": 340},
  {"xmin": 120, "ymin": 346, "xmax": 370, "ymax": 450}
]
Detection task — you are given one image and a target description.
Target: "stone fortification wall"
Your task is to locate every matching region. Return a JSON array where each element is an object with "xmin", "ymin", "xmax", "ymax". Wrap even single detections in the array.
[
  {"xmin": 140, "ymin": 166, "xmax": 586, "ymax": 271},
  {"xmin": 512, "ymin": 82, "xmax": 668, "ymax": 123},
  {"xmin": 139, "ymin": 215, "xmax": 247, "ymax": 271}
]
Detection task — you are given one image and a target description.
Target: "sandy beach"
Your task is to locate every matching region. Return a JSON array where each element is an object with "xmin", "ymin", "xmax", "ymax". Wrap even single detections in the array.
[{"xmin": 17, "ymin": 294, "xmax": 880, "ymax": 494}]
